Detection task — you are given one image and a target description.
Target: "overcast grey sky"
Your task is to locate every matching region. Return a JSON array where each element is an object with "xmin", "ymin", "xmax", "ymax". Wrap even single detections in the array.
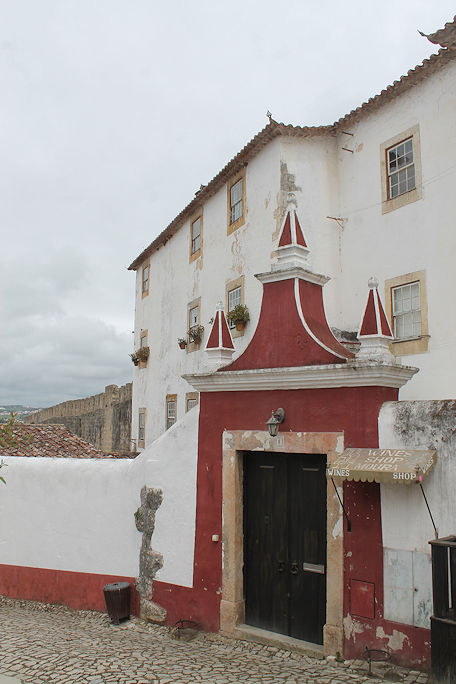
[{"xmin": 1, "ymin": 1, "xmax": 454, "ymax": 407}]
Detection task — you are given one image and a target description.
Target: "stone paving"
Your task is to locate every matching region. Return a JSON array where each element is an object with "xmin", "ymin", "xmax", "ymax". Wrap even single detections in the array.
[{"xmin": 0, "ymin": 597, "xmax": 429, "ymax": 683}]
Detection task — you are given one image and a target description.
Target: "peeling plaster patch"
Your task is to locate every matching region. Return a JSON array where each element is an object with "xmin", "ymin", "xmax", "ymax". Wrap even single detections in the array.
[
  {"xmin": 332, "ymin": 515, "xmax": 343, "ymax": 539},
  {"xmin": 222, "ymin": 432, "xmax": 235, "ymax": 449},
  {"xmin": 376, "ymin": 626, "xmax": 410, "ymax": 651},
  {"xmin": 392, "ymin": 400, "xmax": 456, "ymax": 450},
  {"xmin": 231, "ymin": 232, "xmax": 245, "ymax": 275},
  {"xmin": 272, "ymin": 162, "xmax": 303, "ymax": 240},
  {"xmin": 343, "ymin": 614, "xmax": 364, "ymax": 640},
  {"xmin": 336, "ymin": 435, "xmax": 344, "ymax": 454}
]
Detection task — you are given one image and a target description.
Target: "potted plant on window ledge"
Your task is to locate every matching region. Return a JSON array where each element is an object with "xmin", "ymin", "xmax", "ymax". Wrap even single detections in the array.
[
  {"xmin": 228, "ymin": 304, "xmax": 250, "ymax": 331},
  {"xmin": 130, "ymin": 352, "xmax": 139, "ymax": 366},
  {"xmin": 136, "ymin": 346, "xmax": 150, "ymax": 362},
  {"xmin": 178, "ymin": 337, "xmax": 187, "ymax": 350},
  {"xmin": 188, "ymin": 325, "xmax": 204, "ymax": 344}
]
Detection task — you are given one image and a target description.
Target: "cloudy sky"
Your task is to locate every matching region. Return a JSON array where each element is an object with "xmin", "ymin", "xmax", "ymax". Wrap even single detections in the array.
[{"xmin": 1, "ymin": 1, "xmax": 454, "ymax": 407}]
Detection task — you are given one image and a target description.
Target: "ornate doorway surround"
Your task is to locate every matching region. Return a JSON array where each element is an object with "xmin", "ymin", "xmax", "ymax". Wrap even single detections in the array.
[{"xmin": 220, "ymin": 429, "xmax": 345, "ymax": 656}]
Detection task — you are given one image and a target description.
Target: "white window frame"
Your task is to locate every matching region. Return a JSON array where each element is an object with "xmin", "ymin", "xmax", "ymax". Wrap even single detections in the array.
[
  {"xmin": 380, "ymin": 125, "xmax": 422, "ymax": 214},
  {"xmin": 142, "ymin": 263, "xmax": 150, "ymax": 297},
  {"xmin": 166, "ymin": 396, "xmax": 176, "ymax": 430},
  {"xmin": 230, "ymin": 179, "xmax": 243, "ymax": 224},
  {"xmin": 191, "ymin": 217, "xmax": 201, "ymax": 256},
  {"xmin": 392, "ymin": 281, "xmax": 421, "ymax": 340},
  {"xmin": 228, "ymin": 286, "xmax": 242, "ymax": 329},
  {"xmin": 387, "ymin": 138, "xmax": 415, "ymax": 200},
  {"xmin": 138, "ymin": 409, "xmax": 146, "ymax": 448}
]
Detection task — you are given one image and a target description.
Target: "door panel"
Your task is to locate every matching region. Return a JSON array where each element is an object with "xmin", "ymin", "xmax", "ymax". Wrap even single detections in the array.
[
  {"xmin": 288, "ymin": 454, "xmax": 327, "ymax": 643},
  {"xmin": 244, "ymin": 452, "xmax": 327, "ymax": 644},
  {"xmin": 244, "ymin": 452, "xmax": 288, "ymax": 634}
]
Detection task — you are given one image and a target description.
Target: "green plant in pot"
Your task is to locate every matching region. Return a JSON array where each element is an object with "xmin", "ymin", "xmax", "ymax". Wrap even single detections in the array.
[
  {"xmin": 228, "ymin": 304, "xmax": 250, "ymax": 331},
  {"xmin": 136, "ymin": 346, "xmax": 150, "ymax": 362},
  {"xmin": 178, "ymin": 337, "xmax": 187, "ymax": 349},
  {"xmin": 188, "ymin": 324, "xmax": 204, "ymax": 343}
]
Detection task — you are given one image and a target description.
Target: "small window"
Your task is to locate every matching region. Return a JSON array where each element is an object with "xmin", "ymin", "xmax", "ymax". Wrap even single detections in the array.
[
  {"xmin": 228, "ymin": 286, "xmax": 242, "ymax": 328},
  {"xmin": 385, "ymin": 270, "xmax": 429, "ymax": 355},
  {"xmin": 138, "ymin": 409, "xmax": 146, "ymax": 448},
  {"xmin": 230, "ymin": 179, "xmax": 243, "ymax": 224},
  {"xmin": 227, "ymin": 170, "xmax": 246, "ymax": 234},
  {"xmin": 140, "ymin": 331, "xmax": 148, "ymax": 348},
  {"xmin": 186, "ymin": 392, "xmax": 199, "ymax": 412},
  {"xmin": 387, "ymin": 138, "xmax": 415, "ymax": 199},
  {"xmin": 392, "ymin": 282, "xmax": 421, "ymax": 339},
  {"xmin": 380, "ymin": 125, "xmax": 422, "ymax": 214},
  {"xmin": 166, "ymin": 395, "xmax": 177, "ymax": 430},
  {"xmin": 189, "ymin": 305, "xmax": 199, "ymax": 329},
  {"xmin": 142, "ymin": 263, "xmax": 150, "ymax": 297},
  {"xmin": 191, "ymin": 217, "xmax": 201, "ymax": 256},
  {"xmin": 226, "ymin": 275, "xmax": 245, "ymax": 337}
]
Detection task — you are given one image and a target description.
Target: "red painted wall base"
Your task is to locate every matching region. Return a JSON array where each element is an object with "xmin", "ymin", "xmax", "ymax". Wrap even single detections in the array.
[{"xmin": 0, "ymin": 564, "xmax": 140, "ymax": 616}]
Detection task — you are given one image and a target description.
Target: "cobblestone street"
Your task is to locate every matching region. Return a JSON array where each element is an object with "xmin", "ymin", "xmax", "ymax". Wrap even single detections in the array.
[{"xmin": 0, "ymin": 598, "xmax": 429, "ymax": 684}]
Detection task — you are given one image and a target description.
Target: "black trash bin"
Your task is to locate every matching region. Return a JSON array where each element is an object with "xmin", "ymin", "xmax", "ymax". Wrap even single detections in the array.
[{"xmin": 103, "ymin": 582, "xmax": 131, "ymax": 624}]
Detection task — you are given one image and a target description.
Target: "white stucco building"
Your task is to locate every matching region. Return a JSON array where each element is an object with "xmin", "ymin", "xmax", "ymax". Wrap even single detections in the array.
[{"xmin": 129, "ymin": 23, "xmax": 455, "ymax": 449}]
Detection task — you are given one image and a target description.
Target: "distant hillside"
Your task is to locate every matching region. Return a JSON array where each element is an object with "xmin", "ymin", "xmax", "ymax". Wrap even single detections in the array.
[{"xmin": 0, "ymin": 405, "xmax": 41, "ymax": 424}]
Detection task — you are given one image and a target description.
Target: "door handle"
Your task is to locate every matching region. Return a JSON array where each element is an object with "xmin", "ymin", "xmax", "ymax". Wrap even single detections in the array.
[
  {"xmin": 290, "ymin": 561, "xmax": 299, "ymax": 575},
  {"xmin": 278, "ymin": 560, "xmax": 285, "ymax": 572}
]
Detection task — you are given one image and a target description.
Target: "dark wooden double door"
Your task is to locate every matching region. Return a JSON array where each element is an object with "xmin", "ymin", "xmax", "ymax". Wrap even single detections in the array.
[{"xmin": 244, "ymin": 452, "xmax": 327, "ymax": 645}]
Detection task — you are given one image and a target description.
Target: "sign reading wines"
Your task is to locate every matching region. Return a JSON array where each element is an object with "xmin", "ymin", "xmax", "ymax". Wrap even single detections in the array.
[{"xmin": 326, "ymin": 448, "xmax": 436, "ymax": 484}]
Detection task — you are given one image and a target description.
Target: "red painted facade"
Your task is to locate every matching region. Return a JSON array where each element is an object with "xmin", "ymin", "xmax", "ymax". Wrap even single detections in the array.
[{"xmin": 0, "ymin": 564, "xmax": 140, "ymax": 615}]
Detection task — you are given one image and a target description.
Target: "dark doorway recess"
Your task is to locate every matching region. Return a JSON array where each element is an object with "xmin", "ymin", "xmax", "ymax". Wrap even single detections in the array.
[{"xmin": 244, "ymin": 451, "xmax": 327, "ymax": 644}]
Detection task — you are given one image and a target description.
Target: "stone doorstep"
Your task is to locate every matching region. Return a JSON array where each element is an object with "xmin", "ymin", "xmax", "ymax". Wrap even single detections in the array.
[{"xmin": 233, "ymin": 623, "xmax": 325, "ymax": 659}]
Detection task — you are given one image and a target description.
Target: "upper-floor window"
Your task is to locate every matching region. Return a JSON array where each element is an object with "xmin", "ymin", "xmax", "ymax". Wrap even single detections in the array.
[
  {"xmin": 142, "ymin": 263, "xmax": 150, "ymax": 297},
  {"xmin": 387, "ymin": 138, "xmax": 415, "ymax": 199},
  {"xmin": 392, "ymin": 282, "xmax": 421, "ymax": 339},
  {"xmin": 227, "ymin": 169, "xmax": 246, "ymax": 234},
  {"xmin": 140, "ymin": 331, "xmax": 148, "ymax": 348},
  {"xmin": 189, "ymin": 305, "xmax": 199, "ymax": 329},
  {"xmin": 228, "ymin": 286, "xmax": 242, "ymax": 328},
  {"xmin": 230, "ymin": 179, "xmax": 243, "ymax": 223},
  {"xmin": 190, "ymin": 215, "xmax": 202, "ymax": 262},
  {"xmin": 380, "ymin": 125, "xmax": 422, "ymax": 214},
  {"xmin": 384, "ymin": 270, "xmax": 429, "ymax": 355}
]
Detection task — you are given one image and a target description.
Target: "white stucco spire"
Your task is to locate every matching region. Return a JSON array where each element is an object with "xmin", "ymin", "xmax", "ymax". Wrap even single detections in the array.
[
  {"xmin": 204, "ymin": 301, "xmax": 235, "ymax": 370},
  {"xmin": 274, "ymin": 193, "xmax": 310, "ymax": 270},
  {"xmin": 357, "ymin": 276, "xmax": 395, "ymax": 363}
]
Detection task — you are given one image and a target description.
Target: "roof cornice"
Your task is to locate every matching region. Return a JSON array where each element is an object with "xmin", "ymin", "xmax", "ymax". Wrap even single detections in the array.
[{"xmin": 183, "ymin": 361, "xmax": 418, "ymax": 393}]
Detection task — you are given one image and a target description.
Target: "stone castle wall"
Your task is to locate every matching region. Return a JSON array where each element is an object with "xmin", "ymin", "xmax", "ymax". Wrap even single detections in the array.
[{"xmin": 24, "ymin": 384, "xmax": 132, "ymax": 454}]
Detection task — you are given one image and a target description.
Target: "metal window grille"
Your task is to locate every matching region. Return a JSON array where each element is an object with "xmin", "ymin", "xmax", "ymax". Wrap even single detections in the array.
[
  {"xmin": 392, "ymin": 282, "xmax": 421, "ymax": 339},
  {"xmin": 191, "ymin": 218, "xmax": 201, "ymax": 254},
  {"xmin": 230, "ymin": 179, "xmax": 243, "ymax": 223},
  {"xmin": 387, "ymin": 138, "xmax": 415, "ymax": 199},
  {"xmin": 140, "ymin": 334, "xmax": 147, "ymax": 348}
]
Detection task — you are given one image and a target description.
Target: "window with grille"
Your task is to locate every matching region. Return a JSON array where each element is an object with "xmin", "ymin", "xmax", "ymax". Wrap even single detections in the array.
[
  {"xmin": 387, "ymin": 138, "xmax": 415, "ymax": 199},
  {"xmin": 186, "ymin": 398, "xmax": 197, "ymax": 411},
  {"xmin": 191, "ymin": 217, "xmax": 201, "ymax": 255},
  {"xmin": 140, "ymin": 332, "xmax": 148, "ymax": 348},
  {"xmin": 392, "ymin": 282, "xmax": 421, "ymax": 339},
  {"xmin": 230, "ymin": 179, "xmax": 243, "ymax": 224}
]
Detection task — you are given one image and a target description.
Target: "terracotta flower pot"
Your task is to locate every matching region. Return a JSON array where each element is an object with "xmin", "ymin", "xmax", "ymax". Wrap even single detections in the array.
[{"xmin": 235, "ymin": 321, "xmax": 245, "ymax": 331}]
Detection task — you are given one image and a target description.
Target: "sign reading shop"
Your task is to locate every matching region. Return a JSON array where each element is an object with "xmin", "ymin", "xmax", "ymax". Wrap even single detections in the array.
[{"xmin": 326, "ymin": 448, "xmax": 436, "ymax": 485}]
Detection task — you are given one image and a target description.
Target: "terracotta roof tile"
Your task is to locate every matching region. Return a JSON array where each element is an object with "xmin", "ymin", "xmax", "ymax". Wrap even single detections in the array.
[{"xmin": 0, "ymin": 424, "xmax": 135, "ymax": 459}]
